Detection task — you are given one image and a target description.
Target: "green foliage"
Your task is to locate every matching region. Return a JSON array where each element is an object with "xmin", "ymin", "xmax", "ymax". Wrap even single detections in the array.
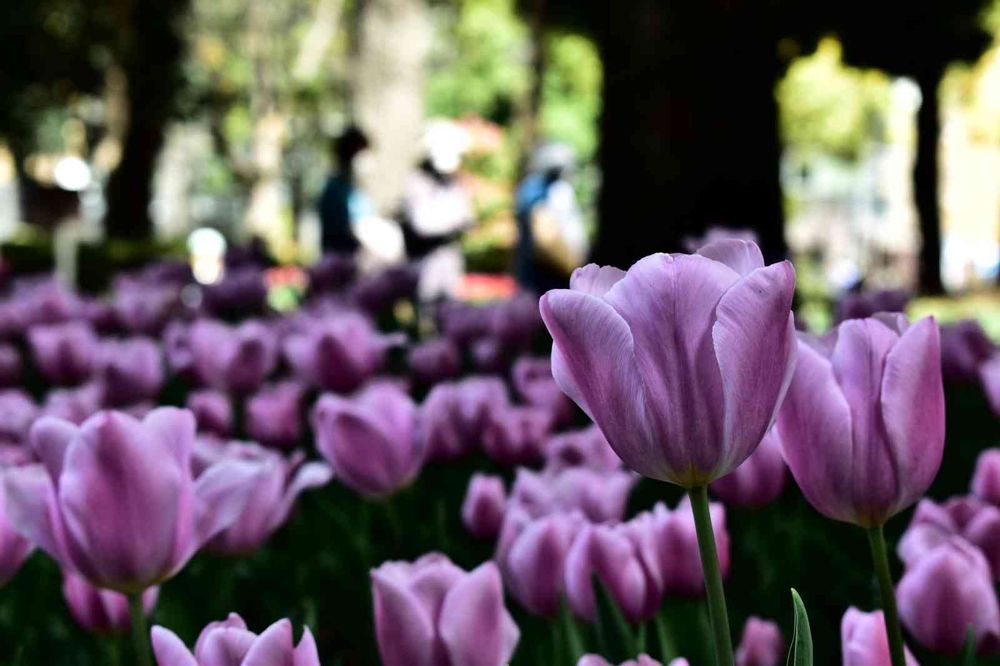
[
  {"xmin": 540, "ymin": 32, "xmax": 602, "ymax": 160},
  {"xmin": 786, "ymin": 589, "xmax": 813, "ymax": 666}
]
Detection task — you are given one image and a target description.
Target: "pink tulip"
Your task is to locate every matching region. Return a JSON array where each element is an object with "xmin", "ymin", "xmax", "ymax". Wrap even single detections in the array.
[
  {"xmin": 577, "ymin": 654, "xmax": 671, "ymax": 666},
  {"xmin": 511, "ymin": 356, "xmax": 574, "ymax": 425},
  {"xmin": 973, "ymin": 449, "xmax": 1000, "ymax": 505},
  {"xmin": 841, "ymin": 608, "xmax": 919, "ymax": 666},
  {"xmin": 62, "ymin": 572, "xmax": 158, "ymax": 634},
  {"xmin": 652, "ymin": 498, "xmax": 730, "ymax": 597},
  {"xmin": 151, "ymin": 613, "xmax": 320, "ymax": 665},
  {"xmin": 186, "ymin": 390, "xmax": 233, "ymax": 438},
  {"xmin": 509, "ymin": 467, "xmax": 636, "ymax": 524},
  {"xmin": 543, "ymin": 425, "xmax": 623, "ymax": 472},
  {"xmin": 284, "ymin": 313, "xmax": 397, "ymax": 393},
  {"xmin": 419, "ymin": 376, "xmax": 508, "ymax": 460},
  {"xmin": 188, "ymin": 319, "xmax": 277, "ymax": 394},
  {"xmin": 898, "ymin": 496, "xmax": 1000, "ymax": 579},
  {"xmin": 371, "ymin": 554, "xmax": 519, "ymax": 666},
  {"xmin": 481, "ymin": 405, "xmax": 553, "ymax": 466},
  {"xmin": 245, "ymin": 381, "xmax": 305, "ymax": 448},
  {"xmin": 2, "ymin": 408, "xmax": 263, "ymax": 592},
  {"xmin": 710, "ymin": 427, "xmax": 787, "ymax": 508},
  {"xmin": 408, "ymin": 338, "xmax": 461, "ymax": 385},
  {"xmin": 0, "ymin": 389, "xmax": 38, "ymax": 444},
  {"xmin": 95, "ymin": 337, "xmax": 164, "ymax": 406},
  {"xmin": 461, "ymin": 473, "xmax": 507, "ymax": 539},
  {"xmin": 939, "ymin": 319, "xmax": 995, "ymax": 382},
  {"xmin": 735, "ymin": 616, "xmax": 784, "ymax": 666},
  {"xmin": 0, "ymin": 475, "xmax": 33, "ymax": 586},
  {"xmin": 28, "ymin": 322, "xmax": 98, "ymax": 386}
]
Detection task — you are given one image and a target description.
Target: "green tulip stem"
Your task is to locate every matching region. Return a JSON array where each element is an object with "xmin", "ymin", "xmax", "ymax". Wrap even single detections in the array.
[
  {"xmin": 867, "ymin": 524, "xmax": 907, "ymax": 666},
  {"xmin": 689, "ymin": 485, "xmax": 734, "ymax": 666},
  {"xmin": 128, "ymin": 592, "xmax": 153, "ymax": 666}
]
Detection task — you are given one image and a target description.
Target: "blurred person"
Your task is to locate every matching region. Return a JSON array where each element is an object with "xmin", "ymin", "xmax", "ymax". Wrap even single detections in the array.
[
  {"xmin": 514, "ymin": 143, "xmax": 588, "ymax": 294},
  {"xmin": 318, "ymin": 126, "xmax": 373, "ymax": 254},
  {"xmin": 400, "ymin": 120, "xmax": 475, "ymax": 303}
]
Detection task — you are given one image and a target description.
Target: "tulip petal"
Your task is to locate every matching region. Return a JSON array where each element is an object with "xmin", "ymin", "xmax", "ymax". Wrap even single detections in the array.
[
  {"xmin": 151, "ymin": 626, "xmax": 199, "ymax": 666},
  {"xmin": 274, "ymin": 462, "xmax": 334, "ymax": 530},
  {"xmin": 696, "ymin": 239, "xmax": 764, "ymax": 276},
  {"xmin": 880, "ymin": 317, "xmax": 945, "ymax": 515},
  {"xmin": 2, "ymin": 464, "xmax": 68, "ymax": 566},
  {"xmin": 29, "ymin": 416, "xmax": 77, "ymax": 483},
  {"xmin": 569, "ymin": 264, "xmax": 626, "ymax": 296},
  {"xmin": 193, "ymin": 459, "xmax": 265, "ymax": 547},
  {"xmin": 294, "ymin": 627, "xmax": 321, "ymax": 666},
  {"xmin": 440, "ymin": 562, "xmax": 518, "ymax": 666},
  {"xmin": 371, "ymin": 569, "xmax": 436, "ymax": 666},
  {"xmin": 195, "ymin": 627, "xmax": 257, "ymax": 665},
  {"xmin": 711, "ymin": 261, "xmax": 797, "ymax": 475},
  {"xmin": 242, "ymin": 619, "xmax": 294, "ymax": 665}
]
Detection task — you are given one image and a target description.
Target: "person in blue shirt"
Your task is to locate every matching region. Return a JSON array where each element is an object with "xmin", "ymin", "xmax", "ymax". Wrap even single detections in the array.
[{"xmin": 318, "ymin": 126, "xmax": 371, "ymax": 253}]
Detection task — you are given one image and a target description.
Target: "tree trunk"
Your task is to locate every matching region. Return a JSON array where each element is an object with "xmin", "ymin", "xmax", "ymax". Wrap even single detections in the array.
[
  {"xmin": 103, "ymin": 0, "xmax": 190, "ymax": 242},
  {"xmin": 592, "ymin": 0, "xmax": 786, "ymax": 268},
  {"xmin": 914, "ymin": 68, "xmax": 944, "ymax": 294}
]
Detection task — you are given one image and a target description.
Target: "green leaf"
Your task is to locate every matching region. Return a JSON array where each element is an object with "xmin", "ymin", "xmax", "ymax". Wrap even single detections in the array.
[
  {"xmin": 959, "ymin": 626, "xmax": 977, "ymax": 666},
  {"xmin": 786, "ymin": 588, "xmax": 813, "ymax": 666},
  {"xmin": 651, "ymin": 613, "xmax": 677, "ymax": 663},
  {"xmin": 593, "ymin": 576, "xmax": 636, "ymax": 662},
  {"xmin": 560, "ymin": 602, "xmax": 586, "ymax": 664}
]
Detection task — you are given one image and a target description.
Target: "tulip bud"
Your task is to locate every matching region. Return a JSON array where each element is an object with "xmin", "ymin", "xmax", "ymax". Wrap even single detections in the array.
[
  {"xmin": 95, "ymin": 337, "xmax": 164, "ymax": 406},
  {"xmin": 245, "ymin": 381, "xmax": 304, "ymax": 449},
  {"xmin": 62, "ymin": 572, "xmax": 158, "ymax": 634},
  {"xmin": 710, "ymin": 428, "xmax": 787, "ymax": 508},
  {"xmin": 897, "ymin": 537, "xmax": 1000, "ymax": 654},
  {"xmin": 898, "ymin": 496, "xmax": 1000, "ymax": 579},
  {"xmin": 835, "ymin": 289, "xmax": 909, "ymax": 323},
  {"xmin": 482, "ymin": 405, "xmax": 553, "ymax": 466},
  {"xmin": 509, "ymin": 467, "xmax": 636, "ymax": 524},
  {"xmin": 735, "ymin": 616, "xmax": 784, "ymax": 666},
  {"xmin": 841, "ymin": 607, "xmax": 919, "ymax": 666},
  {"xmin": 419, "ymin": 376, "xmax": 508, "ymax": 460},
  {"xmin": 284, "ymin": 313, "xmax": 395, "ymax": 392},
  {"xmin": 973, "ymin": 449, "xmax": 1000, "ymax": 505},
  {"xmin": 187, "ymin": 390, "xmax": 233, "ymax": 437},
  {"xmin": 371, "ymin": 554, "xmax": 519, "ymax": 666},
  {"xmin": 543, "ymin": 425, "xmax": 622, "ymax": 472},
  {"xmin": 28, "ymin": 322, "xmax": 98, "ymax": 386},
  {"xmin": 512, "ymin": 356, "xmax": 574, "ymax": 425},
  {"xmin": 577, "ymin": 655, "xmax": 669, "ymax": 666},
  {"xmin": 500, "ymin": 511, "xmax": 584, "ymax": 616},
  {"xmin": 408, "ymin": 338, "xmax": 461, "ymax": 385},
  {"xmin": 652, "ymin": 498, "xmax": 730, "ymax": 597},
  {"xmin": 939, "ymin": 319, "xmax": 996, "ymax": 382},
  {"xmin": 152, "ymin": 613, "xmax": 320, "ymax": 665},
  {"xmin": 0, "ymin": 390, "xmax": 38, "ymax": 444},
  {"xmin": 189, "ymin": 319, "xmax": 277, "ymax": 394},
  {"xmin": 461, "ymin": 473, "xmax": 507, "ymax": 539}
]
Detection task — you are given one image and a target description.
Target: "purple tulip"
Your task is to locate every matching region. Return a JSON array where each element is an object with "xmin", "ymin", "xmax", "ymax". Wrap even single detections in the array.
[
  {"xmin": 652, "ymin": 498, "xmax": 730, "ymax": 597},
  {"xmin": 95, "ymin": 337, "xmax": 164, "ymax": 406},
  {"xmin": 152, "ymin": 613, "xmax": 320, "ymax": 665},
  {"xmin": 973, "ymin": 449, "xmax": 1000, "ymax": 505},
  {"xmin": 0, "ymin": 389, "xmax": 38, "ymax": 444},
  {"xmin": 437, "ymin": 300, "xmax": 496, "ymax": 345},
  {"xmin": 418, "ymin": 376, "xmax": 508, "ymax": 459},
  {"xmin": 939, "ymin": 319, "xmax": 996, "ymax": 382},
  {"xmin": 564, "ymin": 519, "xmax": 663, "ymax": 623},
  {"xmin": 186, "ymin": 390, "xmax": 233, "ymax": 437},
  {"xmin": 371, "ymin": 554, "xmax": 519, "ymax": 666},
  {"xmin": 28, "ymin": 322, "xmax": 99, "ymax": 386},
  {"xmin": 113, "ymin": 282, "xmax": 180, "ymax": 335},
  {"xmin": 0, "ymin": 477, "xmax": 33, "ymax": 586},
  {"xmin": 898, "ymin": 496, "xmax": 1000, "ymax": 580},
  {"xmin": 162, "ymin": 321, "xmax": 196, "ymax": 381},
  {"xmin": 481, "ymin": 405, "xmax": 553, "ymax": 466},
  {"xmin": 779, "ymin": 315, "xmax": 944, "ymax": 527},
  {"xmin": 6, "ymin": 278, "xmax": 82, "ymax": 329},
  {"xmin": 245, "ymin": 381, "xmax": 305, "ymax": 449},
  {"xmin": 577, "ymin": 654, "xmax": 669, "ymax": 666},
  {"xmin": 512, "ymin": 356, "xmax": 574, "ymax": 425},
  {"xmin": 62, "ymin": 572, "xmax": 158, "ymax": 634},
  {"xmin": 897, "ymin": 537, "xmax": 1000, "ymax": 654},
  {"xmin": 41, "ymin": 383, "xmax": 102, "ymax": 425},
  {"xmin": 543, "ymin": 425, "xmax": 622, "ymax": 472},
  {"xmin": 499, "ymin": 510, "xmax": 584, "ymax": 616},
  {"xmin": 540, "ymin": 241, "xmax": 796, "ymax": 486},
  {"xmin": 192, "ymin": 439, "xmax": 332, "ymax": 555},
  {"xmin": 0, "ymin": 343, "xmax": 21, "ymax": 387},
  {"xmin": 408, "ymin": 338, "xmax": 461, "ymax": 385},
  {"xmin": 461, "ymin": 473, "xmax": 507, "ymax": 539},
  {"xmin": 710, "ymin": 428, "xmax": 787, "ymax": 508},
  {"xmin": 841, "ymin": 608, "xmax": 919, "ymax": 666},
  {"xmin": 471, "ymin": 336, "xmax": 506, "ymax": 373},
  {"xmin": 201, "ymin": 266, "xmax": 268, "ymax": 316},
  {"xmin": 735, "ymin": 616, "xmax": 784, "ymax": 666},
  {"xmin": 509, "ymin": 467, "xmax": 636, "ymax": 524},
  {"xmin": 2, "ymin": 408, "xmax": 263, "ymax": 592},
  {"xmin": 312, "ymin": 383, "xmax": 422, "ymax": 497},
  {"xmin": 836, "ymin": 289, "xmax": 910, "ymax": 323},
  {"xmin": 307, "ymin": 252, "xmax": 357, "ymax": 294},
  {"xmin": 285, "ymin": 314, "xmax": 397, "ymax": 392},
  {"xmin": 983, "ymin": 355, "xmax": 1000, "ymax": 418},
  {"xmin": 352, "ymin": 263, "xmax": 420, "ymax": 313},
  {"xmin": 189, "ymin": 319, "xmax": 277, "ymax": 394}
]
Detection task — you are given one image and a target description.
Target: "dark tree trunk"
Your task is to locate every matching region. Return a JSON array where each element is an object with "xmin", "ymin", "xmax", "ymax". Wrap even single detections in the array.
[
  {"xmin": 103, "ymin": 0, "xmax": 190, "ymax": 242},
  {"xmin": 914, "ymin": 68, "xmax": 944, "ymax": 294},
  {"xmin": 592, "ymin": 0, "xmax": 787, "ymax": 268}
]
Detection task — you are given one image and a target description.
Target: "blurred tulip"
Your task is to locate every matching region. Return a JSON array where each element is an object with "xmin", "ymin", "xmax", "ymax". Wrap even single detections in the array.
[
  {"xmin": 113, "ymin": 282, "xmax": 179, "ymax": 336},
  {"xmin": 312, "ymin": 383, "xmax": 422, "ymax": 497},
  {"xmin": 540, "ymin": 241, "xmax": 796, "ymax": 487},
  {"xmin": 201, "ymin": 267, "xmax": 268, "ymax": 316},
  {"xmin": 2, "ymin": 408, "xmax": 263, "ymax": 592},
  {"xmin": 352, "ymin": 263, "xmax": 420, "ymax": 313},
  {"xmin": 564, "ymin": 519, "xmax": 662, "ymax": 623},
  {"xmin": 96, "ymin": 337, "xmax": 164, "ymax": 406},
  {"xmin": 192, "ymin": 439, "xmax": 332, "ymax": 555},
  {"xmin": 471, "ymin": 336, "xmax": 506, "ymax": 373},
  {"xmin": 28, "ymin": 322, "xmax": 98, "ymax": 386},
  {"xmin": 285, "ymin": 313, "xmax": 398, "ymax": 393},
  {"xmin": 0, "ymin": 343, "xmax": 21, "ymax": 387},
  {"xmin": 939, "ymin": 319, "xmax": 996, "ymax": 382},
  {"xmin": 0, "ymin": 389, "xmax": 38, "ymax": 443},
  {"xmin": 41, "ymin": 384, "xmax": 102, "ymax": 424},
  {"xmin": 371, "ymin": 554, "xmax": 519, "ymax": 666},
  {"xmin": 509, "ymin": 467, "xmax": 636, "ymax": 524},
  {"xmin": 973, "ymin": 449, "xmax": 1000, "ymax": 505},
  {"xmin": 162, "ymin": 321, "xmax": 195, "ymax": 381},
  {"xmin": 841, "ymin": 608, "xmax": 919, "ymax": 666},
  {"xmin": 62, "ymin": 572, "xmax": 158, "ymax": 634},
  {"xmin": 898, "ymin": 496, "xmax": 1000, "ymax": 579},
  {"xmin": 152, "ymin": 613, "xmax": 320, "ymax": 665},
  {"xmin": 835, "ymin": 289, "xmax": 909, "ymax": 323},
  {"xmin": 408, "ymin": 338, "xmax": 461, "ymax": 385},
  {"xmin": 512, "ymin": 356, "xmax": 574, "ymax": 425},
  {"xmin": 897, "ymin": 537, "xmax": 1000, "ymax": 654},
  {"xmin": 710, "ymin": 428, "xmax": 787, "ymax": 508},
  {"xmin": 0, "ymin": 478, "xmax": 33, "ymax": 586},
  {"xmin": 577, "ymin": 655, "xmax": 668, "ymax": 666},
  {"xmin": 245, "ymin": 381, "xmax": 305, "ymax": 448},
  {"xmin": 779, "ymin": 315, "xmax": 944, "ymax": 527},
  {"xmin": 419, "ymin": 375, "xmax": 508, "ymax": 460},
  {"xmin": 461, "ymin": 473, "xmax": 506, "ymax": 539},
  {"xmin": 189, "ymin": 319, "xmax": 277, "ymax": 394},
  {"xmin": 543, "ymin": 425, "xmax": 622, "ymax": 472},
  {"xmin": 982, "ymin": 355, "xmax": 1000, "ymax": 418},
  {"xmin": 500, "ymin": 511, "xmax": 584, "ymax": 616},
  {"xmin": 735, "ymin": 616, "xmax": 783, "ymax": 666},
  {"xmin": 186, "ymin": 390, "xmax": 232, "ymax": 437},
  {"xmin": 652, "ymin": 498, "xmax": 730, "ymax": 597},
  {"xmin": 307, "ymin": 252, "xmax": 357, "ymax": 294},
  {"xmin": 481, "ymin": 405, "xmax": 553, "ymax": 466}
]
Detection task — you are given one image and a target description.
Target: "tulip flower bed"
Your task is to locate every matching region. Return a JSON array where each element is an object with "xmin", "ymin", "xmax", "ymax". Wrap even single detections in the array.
[{"xmin": 0, "ymin": 244, "xmax": 998, "ymax": 665}]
